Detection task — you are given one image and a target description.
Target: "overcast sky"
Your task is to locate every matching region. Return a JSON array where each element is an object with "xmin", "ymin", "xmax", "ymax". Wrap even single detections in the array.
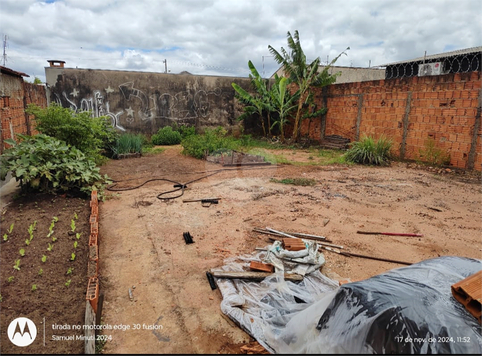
[{"xmin": 0, "ymin": 0, "xmax": 480, "ymax": 82}]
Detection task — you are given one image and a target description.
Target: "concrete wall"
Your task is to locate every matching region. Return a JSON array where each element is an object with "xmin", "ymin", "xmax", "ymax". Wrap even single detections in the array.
[
  {"xmin": 0, "ymin": 74, "xmax": 46, "ymax": 153},
  {"xmin": 302, "ymin": 71, "xmax": 482, "ymax": 171},
  {"xmin": 272, "ymin": 65, "xmax": 385, "ymax": 83},
  {"xmin": 45, "ymin": 67, "xmax": 253, "ymax": 136}
]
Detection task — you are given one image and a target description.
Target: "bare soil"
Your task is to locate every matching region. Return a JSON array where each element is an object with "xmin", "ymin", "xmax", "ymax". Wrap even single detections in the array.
[{"xmin": 96, "ymin": 145, "xmax": 481, "ymax": 354}]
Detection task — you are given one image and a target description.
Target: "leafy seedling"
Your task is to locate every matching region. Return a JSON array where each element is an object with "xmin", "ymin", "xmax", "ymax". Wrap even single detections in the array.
[
  {"xmin": 31, "ymin": 284, "xmax": 37, "ymax": 292},
  {"xmin": 25, "ymin": 239, "xmax": 30, "ymax": 246},
  {"xmin": 7, "ymin": 276, "xmax": 14, "ymax": 283},
  {"xmin": 13, "ymin": 259, "xmax": 20, "ymax": 271},
  {"xmin": 53, "ymin": 216, "xmax": 58, "ymax": 223},
  {"xmin": 73, "ymin": 241, "xmax": 78, "ymax": 249},
  {"xmin": 38, "ymin": 268, "xmax": 43, "ymax": 276},
  {"xmin": 3, "ymin": 233, "xmax": 8, "ymax": 242},
  {"xmin": 52, "ymin": 236, "xmax": 57, "ymax": 242},
  {"xmin": 70, "ymin": 219, "xmax": 76, "ymax": 233},
  {"xmin": 66, "ymin": 267, "xmax": 74, "ymax": 275},
  {"xmin": 8, "ymin": 223, "xmax": 14, "ymax": 234},
  {"xmin": 74, "ymin": 212, "xmax": 78, "ymax": 220},
  {"xmin": 41, "ymin": 255, "xmax": 47, "ymax": 263},
  {"xmin": 19, "ymin": 248, "xmax": 25, "ymax": 257},
  {"xmin": 65, "ymin": 279, "xmax": 71, "ymax": 287},
  {"xmin": 70, "ymin": 252, "xmax": 76, "ymax": 261},
  {"xmin": 47, "ymin": 243, "xmax": 54, "ymax": 252},
  {"xmin": 75, "ymin": 233, "xmax": 81, "ymax": 240}
]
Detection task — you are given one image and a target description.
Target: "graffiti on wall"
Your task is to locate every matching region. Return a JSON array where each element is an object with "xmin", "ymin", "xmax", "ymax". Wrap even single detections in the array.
[{"xmin": 54, "ymin": 82, "xmax": 222, "ymax": 130}]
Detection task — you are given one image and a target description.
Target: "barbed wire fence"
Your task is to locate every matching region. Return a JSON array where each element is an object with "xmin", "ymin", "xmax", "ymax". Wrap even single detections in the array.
[{"xmin": 384, "ymin": 52, "xmax": 481, "ymax": 80}]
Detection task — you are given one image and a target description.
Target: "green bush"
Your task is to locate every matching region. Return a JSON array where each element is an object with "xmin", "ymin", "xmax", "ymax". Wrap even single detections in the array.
[
  {"xmin": 344, "ymin": 135, "xmax": 393, "ymax": 166},
  {"xmin": 181, "ymin": 127, "xmax": 236, "ymax": 159},
  {"xmin": 26, "ymin": 103, "xmax": 118, "ymax": 163},
  {"xmin": 112, "ymin": 133, "xmax": 144, "ymax": 156},
  {"xmin": 0, "ymin": 134, "xmax": 111, "ymax": 197},
  {"xmin": 418, "ymin": 138, "xmax": 451, "ymax": 166},
  {"xmin": 171, "ymin": 122, "xmax": 196, "ymax": 139},
  {"xmin": 151, "ymin": 126, "xmax": 182, "ymax": 145}
]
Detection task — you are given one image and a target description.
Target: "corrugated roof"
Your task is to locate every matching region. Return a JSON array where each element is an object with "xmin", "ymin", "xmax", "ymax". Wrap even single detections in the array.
[
  {"xmin": 0, "ymin": 66, "xmax": 30, "ymax": 77},
  {"xmin": 379, "ymin": 46, "xmax": 482, "ymax": 67}
]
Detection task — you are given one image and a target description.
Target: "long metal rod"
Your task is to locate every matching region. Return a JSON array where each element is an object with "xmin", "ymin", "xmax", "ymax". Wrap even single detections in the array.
[
  {"xmin": 253, "ymin": 228, "xmax": 336, "ymax": 246},
  {"xmin": 321, "ymin": 246, "xmax": 413, "ymax": 265},
  {"xmin": 357, "ymin": 230, "xmax": 423, "ymax": 237},
  {"xmin": 282, "ymin": 231, "xmax": 328, "ymax": 241},
  {"xmin": 267, "ymin": 236, "xmax": 344, "ymax": 250}
]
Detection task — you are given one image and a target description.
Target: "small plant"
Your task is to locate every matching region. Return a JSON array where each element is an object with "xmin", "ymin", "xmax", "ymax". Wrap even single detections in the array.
[
  {"xmin": 47, "ymin": 243, "xmax": 54, "ymax": 252},
  {"xmin": 344, "ymin": 135, "xmax": 393, "ymax": 166},
  {"xmin": 7, "ymin": 276, "xmax": 14, "ymax": 283},
  {"xmin": 73, "ymin": 241, "xmax": 78, "ymax": 249},
  {"xmin": 19, "ymin": 248, "xmax": 25, "ymax": 257},
  {"xmin": 70, "ymin": 219, "xmax": 76, "ymax": 233},
  {"xmin": 8, "ymin": 223, "xmax": 14, "ymax": 233},
  {"xmin": 71, "ymin": 252, "xmax": 76, "ymax": 261},
  {"xmin": 67, "ymin": 267, "xmax": 74, "ymax": 275},
  {"xmin": 0, "ymin": 294, "xmax": 2, "ymax": 302},
  {"xmin": 38, "ymin": 268, "xmax": 43, "ymax": 276},
  {"xmin": 25, "ymin": 239, "xmax": 30, "ymax": 246},
  {"xmin": 13, "ymin": 259, "xmax": 21, "ymax": 271},
  {"xmin": 3, "ymin": 233, "xmax": 8, "ymax": 242},
  {"xmin": 65, "ymin": 279, "xmax": 72, "ymax": 287},
  {"xmin": 52, "ymin": 236, "xmax": 57, "ymax": 242},
  {"xmin": 53, "ymin": 217, "xmax": 59, "ymax": 223},
  {"xmin": 41, "ymin": 255, "xmax": 47, "ymax": 263},
  {"xmin": 31, "ymin": 284, "xmax": 37, "ymax": 292},
  {"xmin": 74, "ymin": 212, "xmax": 78, "ymax": 220},
  {"xmin": 418, "ymin": 137, "xmax": 451, "ymax": 166}
]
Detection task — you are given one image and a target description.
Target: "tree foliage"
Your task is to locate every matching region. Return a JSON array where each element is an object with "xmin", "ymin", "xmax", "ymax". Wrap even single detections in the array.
[
  {"xmin": 268, "ymin": 30, "xmax": 349, "ymax": 142},
  {"xmin": 26, "ymin": 103, "xmax": 118, "ymax": 163}
]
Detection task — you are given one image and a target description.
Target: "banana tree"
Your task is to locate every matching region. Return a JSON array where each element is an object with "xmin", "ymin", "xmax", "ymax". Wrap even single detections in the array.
[
  {"xmin": 232, "ymin": 61, "xmax": 272, "ymax": 136},
  {"xmin": 269, "ymin": 75, "xmax": 299, "ymax": 142},
  {"xmin": 269, "ymin": 30, "xmax": 349, "ymax": 142}
]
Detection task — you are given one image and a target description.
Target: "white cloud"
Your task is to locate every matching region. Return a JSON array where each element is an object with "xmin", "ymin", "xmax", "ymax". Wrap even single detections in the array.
[{"xmin": 0, "ymin": 0, "xmax": 480, "ymax": 82}]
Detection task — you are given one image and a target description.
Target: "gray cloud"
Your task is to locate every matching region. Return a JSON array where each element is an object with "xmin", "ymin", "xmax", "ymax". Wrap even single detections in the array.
[{"xmin": 0, "ymin": 0, "xmax": 480, "ymax": 82}]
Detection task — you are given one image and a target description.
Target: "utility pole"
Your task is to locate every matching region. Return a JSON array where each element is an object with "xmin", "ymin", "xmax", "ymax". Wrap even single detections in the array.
[
  {"xmin": 163, "ymin": 59, "xmax": 167, "ymax": 73},
  {"xmin": 2, "ymin": 35, "xmax": 7, "ymax": 66},
  {"xmin": 262, "ymin": 55, "xmax": 273, "ymax": 78}
]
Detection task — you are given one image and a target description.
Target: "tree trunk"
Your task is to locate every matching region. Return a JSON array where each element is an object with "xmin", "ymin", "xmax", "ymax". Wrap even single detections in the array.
[{"xmin": 292, "ymin": 97, "xmax": 304, "ymax": 142}]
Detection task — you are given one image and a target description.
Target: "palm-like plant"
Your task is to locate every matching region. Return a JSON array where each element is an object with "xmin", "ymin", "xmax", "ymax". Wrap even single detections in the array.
[
  {"xmin": 269, "ymin": 75, "xmax": 299, "ymax": 142},
  {"xmin": 268, "ymin": 30, "xmax": 349, "ymax": 142},
  {"xmin": 232, "ymin": 61, "xmax": 272, "ymax": 136}
]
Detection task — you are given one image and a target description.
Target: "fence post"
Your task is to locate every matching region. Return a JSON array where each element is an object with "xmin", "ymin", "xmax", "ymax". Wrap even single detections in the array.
[{"xmin": 400, "ymin": 91, "xmax": 412, "ymax": 160}]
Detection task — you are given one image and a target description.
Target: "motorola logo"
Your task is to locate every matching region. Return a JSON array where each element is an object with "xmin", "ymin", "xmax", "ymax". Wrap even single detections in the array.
[{"xmin": 7, "ymin": 317, "xmax": 37, "ymax": 347}]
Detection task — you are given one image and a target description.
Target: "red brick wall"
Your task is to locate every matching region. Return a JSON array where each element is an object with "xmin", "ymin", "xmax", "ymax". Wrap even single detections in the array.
[
  {"xmin": 303, "ymin": 71, "xmax": 481, "ymax": 171},
  {"xmin": 0, "ymin": 79, "xmax": 46, "ymax": 153}
]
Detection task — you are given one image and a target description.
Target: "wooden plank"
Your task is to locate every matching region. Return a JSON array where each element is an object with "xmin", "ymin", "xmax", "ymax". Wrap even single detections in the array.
[
  {"xmin": 249, "ymin": 261, "xmax": 274, "ymax": 273},
  {"xmin": 84, "ymin": 300, "xmax": 96, "ymax": 354},
  {"xmin": 210, "ymin": 270, "xmax": 303, "ymax": 281}
]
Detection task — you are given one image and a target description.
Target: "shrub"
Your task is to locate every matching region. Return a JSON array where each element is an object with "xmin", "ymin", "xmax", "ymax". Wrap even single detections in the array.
[
  {"xmin": 171, "ymin": 122, "xmax": 196, "ymax": 139},
  {"xmin": 26, "ymin": 103, "xmax": 119, "ymax": 163},
  {"xmin": 344, "ymin": 135, "xmax": 393, "ymax": 166},
  {"xmin": 418, "ymin": 138, "xmax": 451, "ymax": 166},
  {"xmin": 151, "ymin": 126, "xmax": 182, "ymax": 145},
  {"xmin": 0, "ymin": 134, "xmax": 111, "ymax": 197},
  {"xmin": 181, "ymin": 127, "xmax": 236, "ymax": 159}
]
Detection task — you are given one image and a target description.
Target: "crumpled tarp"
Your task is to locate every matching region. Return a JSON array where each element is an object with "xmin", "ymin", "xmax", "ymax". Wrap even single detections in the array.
[{"xmin": 214, "ymin": 253, "xmax": 482, "ymax": 354}]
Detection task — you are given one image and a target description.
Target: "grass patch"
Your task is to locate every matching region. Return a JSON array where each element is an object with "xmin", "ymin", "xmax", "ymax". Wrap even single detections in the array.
[
  {"xmin": 142, "ymin": 146, "xmax": 166, "ymax": 155},
  {"xmin": 112, "ymin": 133, "xmax": 143, "ymax": 156},
  {"xmin": 270, "ymin": 177, "xmax": 317, "ymax": 186}
]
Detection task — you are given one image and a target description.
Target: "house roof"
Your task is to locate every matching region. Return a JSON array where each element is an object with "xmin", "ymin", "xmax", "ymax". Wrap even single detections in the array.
[
  {"xmin": 379, "ymin": 46, "xmax": 482, "ymax": 66},
  {"xmin": 0, "ymin": 66, "xmax": 30, "ymax": 77}
]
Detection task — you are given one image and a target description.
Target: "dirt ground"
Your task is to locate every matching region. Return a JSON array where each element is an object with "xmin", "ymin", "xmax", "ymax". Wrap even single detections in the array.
[{"xmin": 97, "ymin": 145, "xmax": 481, "ymax": 354}]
